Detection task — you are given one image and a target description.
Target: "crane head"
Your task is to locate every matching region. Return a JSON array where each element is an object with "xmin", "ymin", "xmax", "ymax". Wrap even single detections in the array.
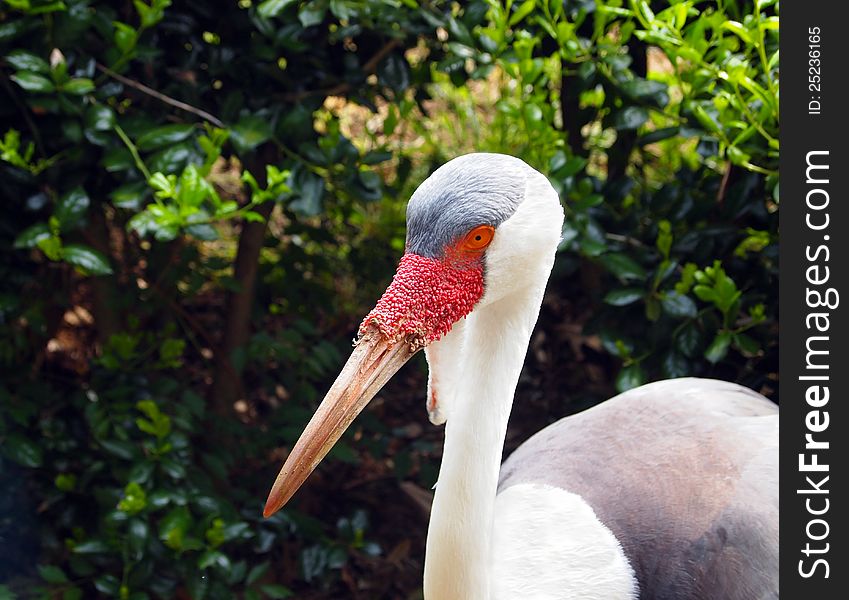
[{"xmin": 263, "ymin": 153, "xmax": 563, "ymax": 517}]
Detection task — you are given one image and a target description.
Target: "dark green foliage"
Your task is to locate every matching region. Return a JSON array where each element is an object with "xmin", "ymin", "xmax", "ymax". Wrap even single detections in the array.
[
  {"xmin": 419, "ymin": 0, "xmax": 778, "ymax": 395},
  {"xmin": 1, "ymin": 0, "xmax": 778, "ymax": 598}
]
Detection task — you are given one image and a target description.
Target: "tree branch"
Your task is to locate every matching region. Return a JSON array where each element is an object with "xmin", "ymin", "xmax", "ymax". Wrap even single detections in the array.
[{"xmin": 96, "ymin": 63, "xmax": 225, "ymax": 127}]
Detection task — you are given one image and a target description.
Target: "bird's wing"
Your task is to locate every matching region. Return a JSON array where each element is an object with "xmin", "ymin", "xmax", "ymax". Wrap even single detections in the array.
[
  {"xmin": 497, "ymin": 378, "xmax": 778, "ymax": 600},
  {"xmin": 492, "ymin": 482, "xmax": 640, "ymax": 600}
]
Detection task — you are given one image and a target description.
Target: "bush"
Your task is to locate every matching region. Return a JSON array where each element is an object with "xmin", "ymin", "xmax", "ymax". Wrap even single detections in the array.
[{"xmin": 400, "ymin": 0, "xmax": 778, "ymax": 397}]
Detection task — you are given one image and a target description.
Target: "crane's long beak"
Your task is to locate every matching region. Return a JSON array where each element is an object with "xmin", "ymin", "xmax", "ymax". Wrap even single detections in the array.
[{"xmin": 263, "ymin": 325, "xmax": 418, "ymax": 517}]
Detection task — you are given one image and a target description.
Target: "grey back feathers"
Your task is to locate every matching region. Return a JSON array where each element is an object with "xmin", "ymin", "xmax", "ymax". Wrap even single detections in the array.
[
  {"xmin": 406, "ymin": 153, "xmax": 533, "ymax": 257},
  {"xmin": 498, "ymin": 378, "xmax": 778, "ymax": 600}
]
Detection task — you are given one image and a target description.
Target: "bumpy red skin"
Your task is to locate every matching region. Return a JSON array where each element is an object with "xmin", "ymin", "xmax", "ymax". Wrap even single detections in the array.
[{"xmin": 359, "ymin": 252, "xmax": 484, "ymax": 350}]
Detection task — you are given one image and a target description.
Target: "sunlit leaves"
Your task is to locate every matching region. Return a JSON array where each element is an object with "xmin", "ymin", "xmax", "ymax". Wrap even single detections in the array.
[
  {"xmin": 134, "ymin": 0, "xmax": 171, "ymax": 29},
  {"xmin": 10, "ymin": 70, "xmax": 54, "ymax": 92},
  {"xmin": 129, "ymin": 165, "xmax": 222, "ymax": 241},
  {"xmin": 136, "ymin": 400, "xmax": 172, "ymax": 440},
  {"xmin": 4, "ymin": 49, "xmax": 50, "ymax": 72},
  {"xmin": 257, "ymin": 0, "xmax": 298, "ymax": 19}
]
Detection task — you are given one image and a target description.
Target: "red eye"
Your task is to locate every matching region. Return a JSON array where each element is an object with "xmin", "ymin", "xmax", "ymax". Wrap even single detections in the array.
[{"xmin": 461, "ymin": 225, "xmax": 495, "ymax": 252}]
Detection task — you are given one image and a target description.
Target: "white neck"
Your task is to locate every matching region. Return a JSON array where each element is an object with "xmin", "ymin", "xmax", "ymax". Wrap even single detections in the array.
[{"xmin": 423, "ymin": 282, "xmax": 548, "ymax": 600}]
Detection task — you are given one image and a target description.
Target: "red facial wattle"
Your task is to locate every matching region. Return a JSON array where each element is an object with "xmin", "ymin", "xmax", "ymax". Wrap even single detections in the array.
[{"xmin": 359, "ymin": 252, "xmax": 485, "ymax": 349}]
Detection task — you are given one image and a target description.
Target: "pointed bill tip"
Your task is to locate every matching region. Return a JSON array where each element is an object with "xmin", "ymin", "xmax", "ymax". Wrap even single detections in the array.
[
  {"xmin": 263, "ymin": 466, "xmax": 298, "ymax": 518},
  {"xmin": 262, "ymin": 500, "xmax": 278, "ymax": 519},
  {"xmin": 261, "ymin": 327, "xmax": 419, "ymax": 518}
]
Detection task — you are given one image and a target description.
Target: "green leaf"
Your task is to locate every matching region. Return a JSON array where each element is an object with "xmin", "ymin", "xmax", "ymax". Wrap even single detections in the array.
[
  {"xmin": 37, "ymin": 234, "xmax": 63, "ymax": 261},
  {"xmin": 61, "ymin": 244, "xmax": 113, "ymax": 275},
  {"xmin": 230, "ymin": 115, "xmax": 273, "ymax": 153},
  {"xmin": 675, "ymin": 323, "xmax": 701, "ymax": 357},
  {"xmin": 148, "ymin": 171, "xmax": 173, "ymax": 193},
  {"xmin": 289, "ymin": 172, "xmax": 324, "ymax": 217},
  {"xmin": 198, "ymin": 550, "xmax": 231, "ymax": 570},
  {"xmin": 446, "ymin": 16, "xmax": 473, "ymax": 46},
  {"xmin": 734, "ymin": 332, "xmax": 760, "ymax": 356},
  {"xmin": 11, "ymin": 71, "xmax": 55, "ymax": 93},
  {"xmin": 257, "ymin": 0, "xmax": 297, "ymax": 19},
  {"xmin": 159, "ymin": 506, "xmax": 191, "ymax": 550},
  {"xmin": 550, "ymin": 152, "xmax": 587, "ymax": 178},
  {"xmin": 134, "ymin": 0, "xmax": 167, "ymax": 28},
  {"xmin": 127, "ymin": 519, "xmax": 149, "ymax": 559},
  {"xmin": 3, "ymin": 433, "xmax": 43, "ymax": 467},
  {"xmin": 62, "ymin": 587, "xmax": 83, "ymax": 600},
  {"xmin": 615, "ymin": 364, "xmax": 646, "ymax": 393},
  {"xmin": 603, "ymin": 288, "xmax": 644, "ymax": 306},
  {"xmin": 185, "ymin": 223, "xmax": 218, "ymax": 240},
  {"xmin": 37, "ymin": 565, "xmax": 68, "ymax": 584},
  {"xmin": 84, "ymin": 105, "xmax": 116, "ymax": 132},
  {"xmin": 73, "ymin": 539, "xmax": 110, "ymax": 554},
  {"xmin": 259, "ymin": 584, "xmax": 293, "ymax": 599},
  {"xmin": 661, "ymin": 291, "xmax": 697, "ymax": 318},
  {"xmin": 620, "ymin": 78, "xmax": 668, "ymax": 106},
  {"xmin": 0, "ymin": 19, "xmax": 30, "ymax": 44},
  {"xmin": 645, "ymin": 295, "xmax": 661, "ymax": 321},
  {"xmin": 508, "ymin": 0, "xmax": 536, "ymax": 26},
  {"xmin": 137, "ymin": 124, "xmax": 195, "ymax": 152},
  {"xmin": 247, "ymin": 561, "xmax": 270, "ymax": 585},
  {"xmin": 704, "ymin": 331, "xmax": 732, "ymax": 364},
  {"xmin": 571, "ymin": 193, "xmax": 604, "ymax": 211},
  {"xmin": 361, "ymin": 150, "xmax": 392, "ymax": 165},
  {"xmin": 100, "ymin": 146, "xmax": 136, "ymax": 173},
  {"xmin": 55, "ymin": 473, "xmax": 77, "ymax": 491},
  {"xmin": 523, "ymin": 103, "xmax": 543, "ymax": 124},
  {"xmin": 721, "ymin": 20, "xmax": 753, "ymax": 44},
  {"xmin": 692, "ymin": 284, "xmax": 716, "ymax": 304},
  {"xmin": 62, "ymin": 78, "xmax": 95, "ymax": 95},
  {"xmin": 25, "ymin": 1, "xmax": 66, "ymax": 15},
  {"xmin": 662, "ymin": 351, "xmax": 690, "ymax": 379},
  {"xmin": 5, "ymin": 50, "xmax": 50, "ymax": 72},
  {"xmin": 128, "ymin": 211, "xmax": 178, "ymax": 241},
  {"xmin": 93, "ymin": 574, "xmax": 120, "ymax": 595},
  {"xmin": 655, "ymin": 221, "xmax": 672, "ymax": 259},
  {"xmin": 13, "ymin": 223, "xmax": 50, "ymax": 249},
  {"xmin": 110, "ymin": 181, "xmax": 149, "ymax": 209},
  {"xmin": 136, "ymin": 399, "xmax": 171, "ymax": 438},
  {"xmin": 298, "ymin": 1, "xmax": 326, "ymax": 27},
  {"xmin": 600, "ymin": 253, "xmax": 647, "ymax": 281},
  {"xmin": 378, "ymin": 53, "xmax": 410, "ymax": 94},
  {"xmin": 55, "ymin": 187, "xmax": 90, "ymax": 229},
  {"xmin": 99, "ymin": 439, "xmax": 137, "ymax": 460},
  {"xmin": 113, "ymin": 21, "xmax": 138, "ymax": 53},
  {"xmin": 148, "ymin": 142, "xmax": 195, "ymax": 174},
  {"xmin": 610, "ymin": 106, "xmax": 648, "ymax": 130},
  {"xmin": 128, "ymin": 462, "xmax": 155, "ymax": 485},
  {"xmin": 691, "ymin": 104, "xmax": 719, "ymax": 133},
  {"xmin": 637, "ymin": 126, "xmax": 679, "ymax": 146},
  {"xmin": 726, "ymin": 145, "xmax": 751, "ymax": 166}
]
